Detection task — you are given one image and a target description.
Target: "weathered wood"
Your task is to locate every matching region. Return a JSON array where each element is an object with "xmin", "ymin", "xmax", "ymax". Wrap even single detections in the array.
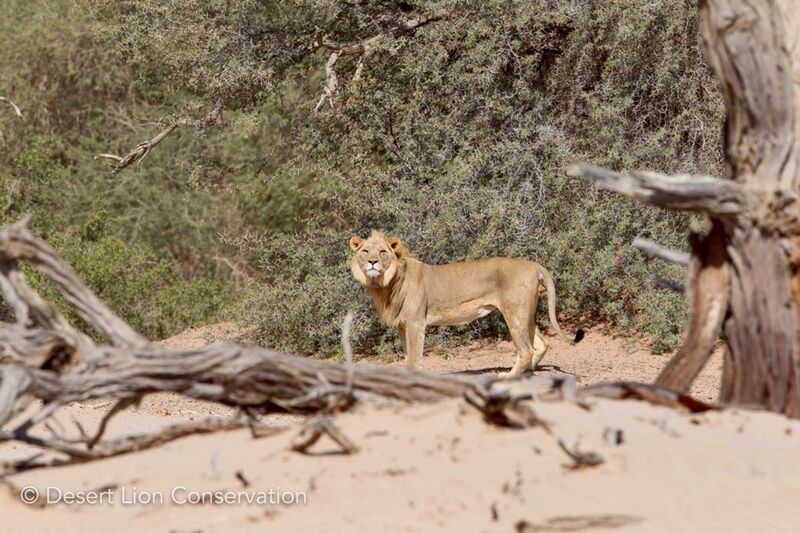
[
  {"xmin": 721, "ymin": 228, "xmax": 800, "ymax": 415},
  {"xmin": 7, "ymin": 330, "xmax": 482, "ymax": 410},
  {"xmin": 570, "ymin": 0, "xmax": 800, "ymax": 416},
  {"xmin": 0, "ymin": 218, "xmax": 145, "ymax": 348},
  {"xmin": 700, "ymin": 0, "xmax": 800, "ymax": 415},
  {"xmin": 581, "ymin": 381, "xmax": 718, "ymax": 414},
  {"xmin": 632, "ymin": 237, "xmax": 690, "ymax": 266},
  {"xmin": 0, "ymin": 417, "xmax": 274, "ymax": 474},
  {"xmin": 567, "ymin": 165, "xmax": 744, "ymax": 216},
  {"xmin": 701, "ymin": 0, "xmax": 800, "ymax": 188},
  {"xmin": 97, "ymin": 99, "xmax": 223, "ymax": 175},
  {"xmin": 656, "ymin": 222, "xmax": 729, "ymax": 391}
]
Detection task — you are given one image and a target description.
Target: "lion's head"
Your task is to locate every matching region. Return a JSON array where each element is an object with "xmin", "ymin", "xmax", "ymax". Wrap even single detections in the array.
[{"xmin": 349, "ymin": 230, "xmax": 407, "ymax": 288}]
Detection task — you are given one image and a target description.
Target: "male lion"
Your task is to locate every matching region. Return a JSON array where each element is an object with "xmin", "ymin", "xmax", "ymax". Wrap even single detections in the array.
[{"xmin": 349, "ymin": 231, "xmax": 578, "ymax": 377}]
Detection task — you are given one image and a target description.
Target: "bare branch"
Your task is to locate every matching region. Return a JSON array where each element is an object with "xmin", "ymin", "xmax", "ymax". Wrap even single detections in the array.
[
  {"xmin": 557, "ymin": 439, "xmax": 604, "ymax": 470},
  {"xmin": 657, "ymin": 223, "xmax": 729, "ymax": 392},
  {"xmin": 652, "ymin": 275, "xmax": 685, "ymax": 293},
  {"xmin": 105, "ymin": 123, "xmax": 177, "ymax": 175},
  {"xmin": 98, "ymin": 99, "xmax": 224, "ymax": 175},
  {"xmin": 581, "ymin": 381, "xmax": 719, "ymax": 413},
  {"xmin": 567, "ymin": 164, "xmax": 745, "ymax": 216},
  {"xmin": 0, "ymin": 97, "xmax": 22, "ymax": 118},
  {"xmin": 93, "ymin": 153, "xmax": 123, "ymax": 163},
  {"xmin": 314, "ymin": 51, "xmax": 341, "ymax": 112},
  {"xmin": 632, "ymin": 237, "xmax": 690, "ymax": 266},
  {"xmin": 12, "ymin": 333, "xmax": 480, "ymax": 409},
  {"xmin": 315, "ymin": 10, "xmax": 451, "ymax": 55},
  {"xmin": 311, "ymin": 10, "xmax": 451, "ymax": 112},
  {"xmin": 1, "ymin": 416, "xmax": 272, "ymax": 474},
  {"xmin": 87, "ymin": 397, "xmax": 139, "ymax": 450},
  {"xmin": 0, "ymin": 219, "xmax": 146, "ymax": 348},
  {"xmin": 291, "ymin": 413, "xmax": 359, "ymax": 454}
]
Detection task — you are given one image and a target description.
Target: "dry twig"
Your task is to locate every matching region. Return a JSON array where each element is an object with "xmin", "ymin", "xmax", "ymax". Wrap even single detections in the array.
[
  {"xmin": 632, "ymin": 237, "xmax": 690, "ymax": 266},
  {"xmin": 97, "ymin": 99, "xmax": 223, "ymax": 175},
  {"xmin": 557, "ymin": 440, "xmax": 604, "ymax": 470},
  {"xmin": 0, "ymin": 97, "xmax": 22, "ymax": 118},
  {"xmin": 310, "ymin": 10, "xmax": 451, "ymax": 112}
]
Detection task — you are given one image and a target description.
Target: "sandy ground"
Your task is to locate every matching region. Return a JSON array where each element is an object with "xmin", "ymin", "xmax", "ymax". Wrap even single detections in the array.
[
  {"xmin": 369, "ymin": 326, "xmax": 723, "ymax": 403},
  {"xmin": 4, "ymin": 323, "xmax": 798, "ymax": 533}
]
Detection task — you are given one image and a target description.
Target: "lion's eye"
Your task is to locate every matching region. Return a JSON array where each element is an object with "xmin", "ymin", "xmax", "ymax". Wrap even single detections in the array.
[
  {"xmin": 379, "ymin": 250, "xmax": 388, "ymax": 257},
  {"xmin": 360, "ymin": 249, "xmax": 368, "ymax": 255}
]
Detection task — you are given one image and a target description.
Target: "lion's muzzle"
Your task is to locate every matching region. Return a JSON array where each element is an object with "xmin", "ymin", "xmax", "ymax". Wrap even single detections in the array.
[{"xmin": 365, "ymin": 260, "xmax": 382, "ymax": 278}]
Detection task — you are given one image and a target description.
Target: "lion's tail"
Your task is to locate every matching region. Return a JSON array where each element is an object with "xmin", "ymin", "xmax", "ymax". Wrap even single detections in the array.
[{"xmin": 538, "ymin": 267, "xmax": 584, "ymax": 344}]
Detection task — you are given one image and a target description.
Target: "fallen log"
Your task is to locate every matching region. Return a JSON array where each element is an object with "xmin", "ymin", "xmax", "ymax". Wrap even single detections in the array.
[
  {"xmin": 0, "ymin": 218, "xmax": 717, "ymax": 474},
  {"xmin": 0, "ymin": 218, "xmax": 548, "ymax": 473}
]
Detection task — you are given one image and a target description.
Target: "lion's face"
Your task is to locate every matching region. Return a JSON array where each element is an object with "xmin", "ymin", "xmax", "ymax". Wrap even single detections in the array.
[{"xmin": 349, "ymin": 232, "xmax": 404, "ymax": 288}]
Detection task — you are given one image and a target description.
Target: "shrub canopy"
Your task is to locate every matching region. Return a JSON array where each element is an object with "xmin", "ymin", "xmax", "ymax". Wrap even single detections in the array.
[{"xmin": 2, "ymin": 1, "xmax": 724, "ymax": 353}]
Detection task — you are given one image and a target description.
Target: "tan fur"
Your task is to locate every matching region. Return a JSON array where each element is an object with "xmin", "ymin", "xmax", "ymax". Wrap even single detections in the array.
[{"xmin": 349, "ymin": 231, "xmax": 570, "ymax": 377}]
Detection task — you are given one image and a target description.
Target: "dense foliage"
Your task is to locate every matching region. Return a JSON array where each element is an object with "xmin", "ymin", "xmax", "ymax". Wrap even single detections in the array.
[
  {"xmin": 1, "ymin": 1, "xmax": 724, "ymax": 354},
  {"xmin": 0, "ymin": 1, "xmax": 233, "ymax": 337}
]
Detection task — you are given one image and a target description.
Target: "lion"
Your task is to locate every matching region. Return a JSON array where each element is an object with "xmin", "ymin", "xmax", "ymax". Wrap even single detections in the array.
[{"xmin": 349, "ymin": 230, "xmax": 580, "ymax": 377}]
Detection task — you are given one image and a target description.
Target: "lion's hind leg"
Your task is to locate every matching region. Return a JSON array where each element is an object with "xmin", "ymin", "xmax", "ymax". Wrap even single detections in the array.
[
  {"xmin": 499, "ymin": 310, "xmax": 536, "ymax": 378},
  {"xmin": 530, "ymin": 326, "xmax": 549, "ymax": 370}
]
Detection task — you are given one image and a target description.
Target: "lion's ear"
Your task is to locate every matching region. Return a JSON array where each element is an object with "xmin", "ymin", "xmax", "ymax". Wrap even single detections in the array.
[
  {"xmin": 349, "ymin": 236, "xmax": 364, "ymax": 251},
  {"xmin": 386, "ymin": 236, "xmax": 404, "ymax": 257}
]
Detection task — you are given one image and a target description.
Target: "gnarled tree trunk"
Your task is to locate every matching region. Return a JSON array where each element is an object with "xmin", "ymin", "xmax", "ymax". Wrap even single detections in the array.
[{"xmin": 571, "ymin": 0, "xmax": 800, "ymax": 416}]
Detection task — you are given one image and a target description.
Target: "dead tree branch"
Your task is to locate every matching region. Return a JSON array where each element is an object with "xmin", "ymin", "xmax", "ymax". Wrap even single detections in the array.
[
  {"xmin": 568, "ymin": 0, "xmax": 800, "ymax": 417},
  {"xmin": 310, "ymin": 10, "xmax": 451, "ymax": 112},
  {"xmin": 557, "ymin": 439, "xmax": 604, "ymax": 470},
  {"xmin": 652, "ymin": 276, "xmax": 685, "ymax": 293},
  {"xmin": 632, "ymin": 237, "xmax": 690, "ymax": 266},
  {"xmin": 315, "ymin": 51, "xmax": 341, "ymax": 112},
  {"xmin": 581, "ymin": 381, "xmax": 718, "ymax": 414},
  {"xmin": 291, "ymin": 413, "xmax": 359, "ymax": 454},
  {"xmin": 0, "ymin": 217, "xmax": 723, "ymax": 472},
  {"xmin": 632, "ymin": 237, "xmax": 688, "ymax": 292},
  {"xmin": 0, "ymin": 218, "xmax": 145, "ymax": 348},
  {"xmin": 656, "ymin": 223, "xmax": 729, "ymax": 391},
  {"xmin": 0, "ymin": 97, "xmax": 22, "ymax": 118},
  {"xmin": 97, "ymin": 99, "xmax": 223, "ymax": 175},
  {"xmin": 567, "ymin": 165, "xmax": 744, "ymax": 216},
  {"xmin": 0, "ymin": 416, "xmax": 278, "ymax": 474}
]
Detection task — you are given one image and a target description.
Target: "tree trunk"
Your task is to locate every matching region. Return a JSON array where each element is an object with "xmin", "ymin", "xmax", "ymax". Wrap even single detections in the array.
[
  {"xmin": 697, "ymin": 0, "xmax": 800, "ymax": 415},
  {"xmin": 571, "ymin": 0, "xmax": 800, "ymax": 416}
]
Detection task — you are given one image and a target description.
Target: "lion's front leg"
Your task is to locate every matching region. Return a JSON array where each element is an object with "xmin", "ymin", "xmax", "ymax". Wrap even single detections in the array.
[
  {"xmin": 397, "ymin": 324, "xmax": 407, "ymax": 361},
  {"xmin": 403, "ymin": 321, "xmax": 425, "ymax": 369}
]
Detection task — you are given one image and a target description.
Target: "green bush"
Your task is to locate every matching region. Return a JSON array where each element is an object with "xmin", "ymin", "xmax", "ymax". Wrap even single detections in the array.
[
  {"xmin": 24, "ymin": 233, "xmax": 228, "ymax": 339},
  {"xmin": 0, "ymin": 0, "xmax": 239, "ymax": 340},
  {"xmin": 232, "ymin": 0, "xmax": 721, "ymax": 356},
  {"xmin": 1, "ymin": 1, "xmax": 725, "ymax": 357}
]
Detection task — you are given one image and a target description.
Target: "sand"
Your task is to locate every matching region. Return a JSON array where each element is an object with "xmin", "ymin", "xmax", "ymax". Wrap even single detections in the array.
[{"xmin": 3, "ymin": 324, "xmax": 798, "ymax": 533}]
